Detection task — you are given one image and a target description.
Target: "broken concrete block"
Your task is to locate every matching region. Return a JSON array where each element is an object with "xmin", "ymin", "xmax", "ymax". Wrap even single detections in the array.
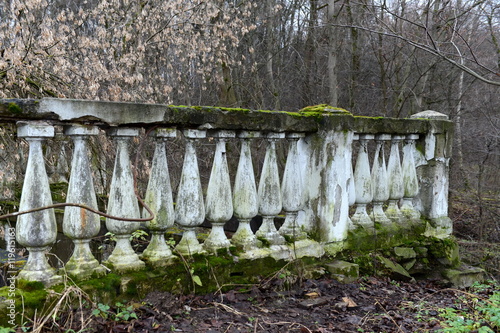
[{"xmin": 325, "ymin": 260, "xmax": 359, "ymax": 283}]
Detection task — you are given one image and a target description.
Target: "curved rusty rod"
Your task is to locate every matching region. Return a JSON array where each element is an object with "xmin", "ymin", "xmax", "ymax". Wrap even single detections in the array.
[{"xmin": 0, "ymin": 200, "xmax": 155, "ymax": 222}]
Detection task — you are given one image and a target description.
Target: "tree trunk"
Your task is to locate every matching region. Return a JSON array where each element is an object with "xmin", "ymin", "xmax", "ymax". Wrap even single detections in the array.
[{"xmin": 327, "ymin": 0, "xmax": 338, "ymax": 107}]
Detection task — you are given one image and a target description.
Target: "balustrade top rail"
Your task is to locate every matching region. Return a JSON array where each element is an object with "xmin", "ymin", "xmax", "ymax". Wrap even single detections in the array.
[{"xmin": 0, "ymin": 98, "xmax": 453, "ymax": 135}]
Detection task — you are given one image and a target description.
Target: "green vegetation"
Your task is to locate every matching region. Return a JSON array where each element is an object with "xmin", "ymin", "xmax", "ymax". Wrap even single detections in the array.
[
  {"xmin": 437, "ymin": 281, "xmax": 500, "ymax": 332},
  {"xmin": 92, "ymin": 302, "xmax": 138, "ymax": 322},
  {"xmin": 7, "ymin": 102, "xmax": 22, "ymax": 115}
]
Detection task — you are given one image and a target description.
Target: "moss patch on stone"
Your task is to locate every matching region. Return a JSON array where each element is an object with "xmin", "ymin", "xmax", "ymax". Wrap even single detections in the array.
[{"xmin": 7, "ymin": 102, "xmax": 22, "ymax": 115}]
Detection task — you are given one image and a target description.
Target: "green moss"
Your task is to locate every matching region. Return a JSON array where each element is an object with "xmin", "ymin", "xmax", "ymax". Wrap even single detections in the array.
[
  {"xmin": 7, "ymin": 102, "xmax": 22, "ymax": 114},
  {"xmin": 299, "ymin": 104, "xmax": 349, "ymax": 114},
  {"xmin": 353, "ymin": 115, "xmax": 385, "ymax": 120},
  {"xmin": 16, "ymin": 280, "xmax": 45, "ymax": 292}
]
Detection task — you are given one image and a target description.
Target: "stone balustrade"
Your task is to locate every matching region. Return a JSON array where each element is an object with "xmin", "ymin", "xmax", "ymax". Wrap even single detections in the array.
[{"xmin": 0, "ymin": 99, "xmax": 454, "ymax": 286}]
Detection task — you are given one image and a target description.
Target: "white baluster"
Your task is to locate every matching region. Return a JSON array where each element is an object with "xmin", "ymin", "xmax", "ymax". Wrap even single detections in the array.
[
  {"xmin": 279, "ymin": 133, "xmax": 306, "ymax": 240},
  {"xmin": 401, "ymin": 134, "xmax": 421, "ymax": 221},
  {"xmin": 63, "ymin": 125, "xmax": 106, "ymax": 279},
  {"xmin": 351, "ymin": 134, "xmax": 374, "ymax": 229},
  {"xmin": 385, "ymin": 135, "xmax": 405, "ymax": 224},
  {"xmin": 232, "ymin": 131, "xmax": 260, "ymax": 249},
  {"xmin": 371, "ymin": 134, "xmax": 392, "ymax": 226},
  {"xmin": 204, "ymin": 130, "xmax": 235, "ymax": 253},
  {"xmin": 256, "ymin": 132, "xmax": 286, "ymax": 245},
  {"xmin": 16, "ymin": 122, "xmax": 62, "ymax": 286},
  {"xmin": 175, "ymin": 129, "xmax": 206, "ymax": 255},
  {"xmin": 105, "ymin": 128, "xmax": 145, "ymax": 272},
  {"xmin": 141, "ymin": 128, "xmax": 176, "ymax": 266}
]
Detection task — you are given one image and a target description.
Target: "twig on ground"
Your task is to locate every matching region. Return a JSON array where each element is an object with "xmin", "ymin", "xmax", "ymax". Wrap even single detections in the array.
[{"xmin": 375, "ymin": 300, "xmax": 404, "ymax": 333}]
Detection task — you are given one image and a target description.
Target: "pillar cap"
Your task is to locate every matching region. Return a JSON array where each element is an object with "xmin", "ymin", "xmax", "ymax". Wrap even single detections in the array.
[
  {"xmin": 410, "ymin": 110, "xmax": 449, "ymax": 120},
  {"xmin": 107, "ymin": 127, "xmax": 140, "ymax": 137},
  {"xmin": 151, "ymin": 128, "xmax": 177, "ymax": 138},
  {"xmin": 405, "ymin": 134, "xmax": 419, "ymax": 140},
  {"xmin": 392, "ymin": 135, "xmax": 405, "ymax": 141},
  {"xmin": 17, "ymin": 121, "xmax": 54, "ymax": 138},
  {"xmin": 358, "ymin": 134, "xmax": 375, "ymax": 140},
  {"xmin": 265, "ymin": 132, "xmax": 285, "ymax": 139},
  {"xmin": 237, "ymin": 131, "xmax": 261, "ymax": 139},
  {"xmin": 208, "ymin": 130, "xmax": 236, "ymax": 138},
  {"xmin": 183, "ymin": 129, "xmax": 206, "ymax": 139},
  {"xmin": 286, "ymin": 132, "xmax": 306, "ymax": 139},
  {"xmin": 64, "ymin": 124, "xmax": 99, "ymax": 136},
  {"xmin": 375, "ymin": 134, "xmax": 392, "ymax": 141}
]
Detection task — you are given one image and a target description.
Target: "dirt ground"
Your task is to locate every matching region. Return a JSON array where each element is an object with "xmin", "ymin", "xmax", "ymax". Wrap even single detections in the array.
[{"xmin": 35, "ymin": 275, "xmax": 494, "ymax": 333}]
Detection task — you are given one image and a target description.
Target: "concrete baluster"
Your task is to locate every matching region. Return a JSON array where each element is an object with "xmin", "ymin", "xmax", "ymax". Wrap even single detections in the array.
[
  {"xmin": 371, "ymin": 134, "xmax": 391, "ymax": 226},
  {"xmin": 204, "ymin": 130, "xmax": 235, "ymax": 252},
  {"xmin": 279, "ymin": 133, "xmax": 306, "ymax": 240},
  {"xmin": 63, "ymin": 125, "xmax": 106, "ymax": 279},
  {"xmin": 141, "ymin": 128, "xmax": 177, "ymax": 266},
  {"xmin": 347, "ymin": 134, "xmax": 358, "ymax": 230},
  {"xmin": 175, "ymin": 129, "xmax": 206, "ymax": 255},
  {"xmin": 385, "ymin": 135, "xmax": 405, "ymax": 224},
  {"xmin": 105, "ymin": 128, "xmax": 145, "ymax": 272},
  {"xmin": 256, "ymin": 132, "xmax": 286, "ymax": 245},
  {"xmin": 16, "ymin": 122, "xmax": 62, "ymax": 286},
  {"xmin": 232, "ymin": 131, "xmax": 260, "ymax": 249},
  {"xmin": 351, "ymin": 134, "xmax": 374, "ymax": 230},
  {"xmin": 401, "ymin": 134, "xmax": 421, "ymax": 221}
]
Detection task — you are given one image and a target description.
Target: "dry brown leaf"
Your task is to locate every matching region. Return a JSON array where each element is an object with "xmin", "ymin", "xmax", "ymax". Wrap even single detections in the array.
[
  {"xmin": 305, "ymin": 292, "xmax": 320, "ymax": 299},
  {"xmin": 342, "ymin": 297, "xmax": 357, "ymax": 307}
]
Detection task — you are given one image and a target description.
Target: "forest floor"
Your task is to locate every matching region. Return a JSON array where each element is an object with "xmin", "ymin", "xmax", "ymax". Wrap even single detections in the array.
[{"xmin": 30, "ymin": 273, "xmax": 498, "ymax": 333}]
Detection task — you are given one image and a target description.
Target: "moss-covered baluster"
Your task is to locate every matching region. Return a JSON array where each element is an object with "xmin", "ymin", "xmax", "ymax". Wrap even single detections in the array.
[
  {"xmin": 141, "ymin": 128, "xmax": 177, "ymax": 266},
  {"xmin": 256, "ymin": 132, "xmax": 286, "ymax": 245},
  {"xmin": 16, "ymin": 122, "xmax": 62, "ymax": 286},
  {"xmin": 63, "ymin": 125, "xmax": 106, "ymax": 279},
  {"xmin": 279, "ymin": 132, "xmax": 306, "ymax": 240},
  {"xmin": 385, "ymin": 135, "xmax": 405, "ymax": 225},
  {"xmin": 105, "ymin": 128, "xmax": 145, "ymax": 272},
  {"xmin": 232, "ymin": 131, "xmax": 260, "ymax": 249},
  {"xmin": 351, "ymin": 134, "xmax": 374, "ymax": 230},
  {"xmin": 347, "ymin": 134, "xmax": 358, "ymax": 230},
  {"xmin": 204, "ymin": 130, "xmax": 235, "ymax": 253},
  {"xmin": 371, "ymin": 134, "xmax": 392, "ymax": 227},
  {"xmin": 401, "ymin": 134, "xmax": 420, "ymax": 222},
  {"xmin": 175, "ymin": 129, "xmax": 206, "ymax": 255}
]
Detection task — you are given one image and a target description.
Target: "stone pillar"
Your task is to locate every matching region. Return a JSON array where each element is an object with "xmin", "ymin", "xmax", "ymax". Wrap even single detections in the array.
[
  {"xmin": 16, "ymin": 122, "xmax": 62, "ymax": 286},
  {"xmin": 63, "ymin": 125, "xmax": 106, "ymax": 279},
  {"xmin": 105, "ymin": 128, "xmax": 145, "ymax": 272},
  {"xmin": 141, "ymin": 128, "xmax": 176, "ymax": 266},
  {"xmin": 411, "ymin": 111, "xmax": 453, "ymax": 237},
  {"xmin": 371, "ymin": 134, "xmax": 391, "ymax": 226},
  {"xmin": 232, "ymin": 131, "xmax": 260, "ymax": 249},
  {"xmin": 385, "ymin": 135, "xmax": 404, "ymax": 225},
  {"xmin": 256, "ymin": 132, "xmax": 286, "ymax": 245},
  {"xmin": 279, "ymin": 132, "xmax": 306, "ymax": 240},
  {"xmin": 351, "ymin": 134, "xmax": 374, "ymax": 230},
  {"xmin": 401, "ymin": 134, "xmax": 421, "ymax": 222},
  {"xmin": 175, "ymin": 129, "xmax": 206, "ymax": 255},
  {"xmin": 204, "ymin": 130, "xmax": 235, "ymax": 253}
]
